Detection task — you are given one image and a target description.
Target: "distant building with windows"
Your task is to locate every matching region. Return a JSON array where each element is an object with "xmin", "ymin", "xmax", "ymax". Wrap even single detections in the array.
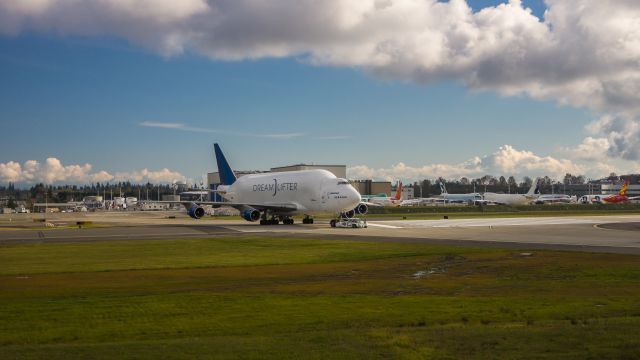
[
  {"xmin": 351, "ymin": 180, "xmax": 392, "ymax": 197},
  {"xmin": 601, "ymin": 183, "xmax": 640, "ymax": 197}
]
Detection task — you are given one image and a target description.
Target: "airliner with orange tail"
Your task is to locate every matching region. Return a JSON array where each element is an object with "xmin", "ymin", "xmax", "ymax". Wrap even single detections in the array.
[
  {"xmin": 363, "ymin": 182, "xmax": 404, "ymax": 206},
  {"xmin": 579, "ymin": 181, "xmax": 640, "ymax": 204}
]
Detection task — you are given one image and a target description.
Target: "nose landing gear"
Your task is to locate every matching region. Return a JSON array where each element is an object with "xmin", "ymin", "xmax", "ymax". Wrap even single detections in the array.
[{"xmin": 302, "ymin": 216, "xmax": 314, "ymax": 224}]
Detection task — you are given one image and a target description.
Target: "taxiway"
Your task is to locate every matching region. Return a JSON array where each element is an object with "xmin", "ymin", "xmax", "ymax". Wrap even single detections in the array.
[{"xmin": 1, "ymin": 212, "xmax": 639, "ymax": 254}]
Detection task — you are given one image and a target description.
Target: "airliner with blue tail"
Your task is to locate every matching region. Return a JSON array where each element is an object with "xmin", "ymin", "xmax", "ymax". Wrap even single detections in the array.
[{"xmin": 181, "ymin": 144, "xmax": 367, "ymax": 225}]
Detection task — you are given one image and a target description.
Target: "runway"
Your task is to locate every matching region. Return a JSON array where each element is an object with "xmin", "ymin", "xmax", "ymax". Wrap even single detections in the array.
[{"xmin": 1, "ymin": 213, "xmax": 639, "ymax": 254}]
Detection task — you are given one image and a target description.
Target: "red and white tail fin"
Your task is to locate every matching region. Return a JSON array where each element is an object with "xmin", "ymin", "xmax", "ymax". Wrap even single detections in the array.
[
  {"xmin": 393, "ymin": 182, "xmax": 403, "ymax": 200},
  {"xmin": 619, "ymin": 181, "xmax": 629, "ymax": 196}
]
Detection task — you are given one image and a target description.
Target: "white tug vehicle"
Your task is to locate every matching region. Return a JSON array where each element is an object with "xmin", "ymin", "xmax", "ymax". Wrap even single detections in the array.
[{"xmin": 330, "ymin": 217, "xmax": 368, "ymax": 228}]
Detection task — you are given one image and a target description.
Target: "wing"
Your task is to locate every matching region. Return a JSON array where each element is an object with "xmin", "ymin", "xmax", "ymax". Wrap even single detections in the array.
[
  {"xmin": 362, "ymin": 201, "xmax": 383, "ymax": 207},
  {"xmin": 241, "ymin": 202, "xmax": 300, "ymax": 213},
  {"xmin": 159, "ymin": 201, "xmax": 300, "ymax": 213},
  {"xmin": 179, "ymin": 191, "xmax": 214, "ymax": 195}
]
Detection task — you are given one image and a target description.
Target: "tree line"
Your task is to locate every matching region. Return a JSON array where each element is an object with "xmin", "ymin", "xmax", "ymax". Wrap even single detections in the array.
[{"xmin": 0, "ymin": 182, "xmax": 184, "ymax": 208}]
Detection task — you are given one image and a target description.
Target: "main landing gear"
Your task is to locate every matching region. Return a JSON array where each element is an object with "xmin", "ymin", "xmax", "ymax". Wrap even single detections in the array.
[
  {"xmin": 259, "ymin": 214, "xmax": 295, "ymax": 225},
  {"xmin": 260, "ymin": 218, "xmax": 279, "ymax": 225}
]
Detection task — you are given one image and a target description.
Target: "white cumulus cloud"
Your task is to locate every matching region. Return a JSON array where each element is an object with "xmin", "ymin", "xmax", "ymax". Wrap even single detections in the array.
[
  {"xmin": 0, "ymin": 161, "xmax": 23, "ymax": 183},
  {"xmin": 3, "ymin": 0, "xmax": 640, "ymax": 165},
  {"xmin": 348, "ymin": 144, "xmax": 591, "ymax": 182},
  {"xmin": 0, "ymin": 0, "xmax": 209, "ymax": 55},
  {"xmin": 3, "ymin": 1, "xmax": 640, "ymax": 115},
  {"xmin": 0, "ymin": 158, "xmax": 185, "ymax": 184},
  {"xmin": 113, "ymin": 168, "xmax": 185, "ymax": 184}
]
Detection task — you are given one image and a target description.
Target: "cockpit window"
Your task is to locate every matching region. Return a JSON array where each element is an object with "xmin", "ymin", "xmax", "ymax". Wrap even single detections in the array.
[{"xmin": 337, "ymin": 178, "xmax": 349, "ymax": 185}]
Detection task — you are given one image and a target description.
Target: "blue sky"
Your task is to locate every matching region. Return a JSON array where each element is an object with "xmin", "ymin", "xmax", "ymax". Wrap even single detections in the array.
[{"xmin": 1, "ymin": 0, "xmax": 638, "ymax": 184}]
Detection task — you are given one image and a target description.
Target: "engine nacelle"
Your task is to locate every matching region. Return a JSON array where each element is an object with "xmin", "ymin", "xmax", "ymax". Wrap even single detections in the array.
[
  {"xmin": 354, "ymin": 203, "xmax": 368, "ymax": 215},
  {"xmin": 242, "ymin": 209, "xmax": 261, "ymax": 222},
  {"xmin": 187, "ymin": 204, "xmax": 206, "ymax": 219},
  {"xmin": 341, "ymin": 209, "xmax": 355, "ymax": 219}
]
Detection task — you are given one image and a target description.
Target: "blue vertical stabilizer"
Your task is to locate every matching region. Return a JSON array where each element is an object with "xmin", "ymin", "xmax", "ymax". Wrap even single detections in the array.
[{"xmin": 214, "ymin": 143, "xmax": 237, "ymax": 185}]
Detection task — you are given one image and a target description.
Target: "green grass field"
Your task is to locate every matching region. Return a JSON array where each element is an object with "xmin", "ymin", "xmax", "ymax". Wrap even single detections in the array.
[{"xmin": 1, "ymin": 237, "xmax": 639, "ymax": 359}]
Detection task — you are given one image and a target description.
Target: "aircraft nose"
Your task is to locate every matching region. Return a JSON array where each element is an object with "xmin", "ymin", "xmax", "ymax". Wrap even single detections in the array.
[{"xmin": 348, "ymin": 186, "xmax": 361, "ymax": 206}]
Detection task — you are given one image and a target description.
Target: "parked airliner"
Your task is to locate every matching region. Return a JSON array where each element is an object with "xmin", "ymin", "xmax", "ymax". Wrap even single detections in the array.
[
  {"xmin": 579, "ymin": 181, "xmax": 640, "ymax": 204},
  {"xmin": 438, "ymin": 182, "xmax": 482, "ymax": 204},
  {"xmin": 482, "ymin": 180, "xmax": 540, "ymax": 205},
  {"xmin": 181, "ymin": 144, "xmax": 367, "ymax": 225}
]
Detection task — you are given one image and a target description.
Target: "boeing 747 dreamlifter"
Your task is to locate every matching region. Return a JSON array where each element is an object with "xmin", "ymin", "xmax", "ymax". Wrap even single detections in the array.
[{"xmin": 180, "ymin": 144, "xmax": 368, "ymax": 225}]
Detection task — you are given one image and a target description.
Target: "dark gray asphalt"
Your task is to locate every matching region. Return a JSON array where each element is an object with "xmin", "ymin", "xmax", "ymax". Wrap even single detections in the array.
[
  {"xmin": 1, "ymin": 222, "xmax": 639, "ymax": 255},
  {"xmin": 597, "ymin": 222, "xmax": 640, "ymax": 231}
]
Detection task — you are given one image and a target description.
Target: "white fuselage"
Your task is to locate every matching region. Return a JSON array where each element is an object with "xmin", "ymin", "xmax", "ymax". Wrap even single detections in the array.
[
  {"xmin": 483, "ymin": 192, "xmax": 536, "ymax": 205},
  {"xmin": 579, "ymin": 195, "xmax": 604, "ymax": 204},
  {"xmin": 217, "ymin": 169, "xmax": 361, "ymax": 215},
  {"xmin": 441, "ymin": 193, "xmax": 483, "ymax": 203},
  {"xmin": 366, "ymin": 197, "xmax": 401, "ymax": 206},
  {"xmin": 536, "ymin": 194, "xmax": 574, "ymax": 204}
]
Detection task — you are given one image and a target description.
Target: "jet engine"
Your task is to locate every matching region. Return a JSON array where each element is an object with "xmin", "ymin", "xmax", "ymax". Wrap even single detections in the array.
[
  {"xmin": 354, "ymin": 203, "xmax": 368, "ymax": 215},
  {"xmin": 242, "ymin": 208, "xmax": 261, "ymax": 222},
  {"xmin": 341, "ymin": 209, "xmax": 356, "ymax": 219},
  {"xmin": 187, "ymin": 203, "xmax": 206, "ymax": 219}
]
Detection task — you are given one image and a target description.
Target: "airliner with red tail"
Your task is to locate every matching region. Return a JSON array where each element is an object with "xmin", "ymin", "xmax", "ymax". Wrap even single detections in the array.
[{"xmin": 579, "ymin": 181, "xmax": 640, "ymax": 204}]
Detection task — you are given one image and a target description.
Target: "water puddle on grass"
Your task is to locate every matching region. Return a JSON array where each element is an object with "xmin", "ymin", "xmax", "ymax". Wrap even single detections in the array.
[
  {"xmin": 412, "ymin": 255, "xmax": 466, "ymax": 279},
  {"xmin": 413, "ymin": 267, "xmax": 445, "ymax": 279}
]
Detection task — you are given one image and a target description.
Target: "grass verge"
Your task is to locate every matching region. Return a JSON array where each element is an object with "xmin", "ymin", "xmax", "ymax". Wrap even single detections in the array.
[{"xmin": 1, "ymin": 237, "xmax": 639, "ymax": 359}]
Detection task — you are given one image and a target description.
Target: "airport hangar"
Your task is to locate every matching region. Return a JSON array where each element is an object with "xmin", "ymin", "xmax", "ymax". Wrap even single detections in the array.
[{"xmin": 207, "ymin": 164, "xmax": 392, "ymax": 202}]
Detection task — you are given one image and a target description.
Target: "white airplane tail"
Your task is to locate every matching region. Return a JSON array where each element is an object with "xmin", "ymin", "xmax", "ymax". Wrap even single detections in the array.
[{"xmin": 526, "ymin": 178, "xmax": 540, "ymax": 196}]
